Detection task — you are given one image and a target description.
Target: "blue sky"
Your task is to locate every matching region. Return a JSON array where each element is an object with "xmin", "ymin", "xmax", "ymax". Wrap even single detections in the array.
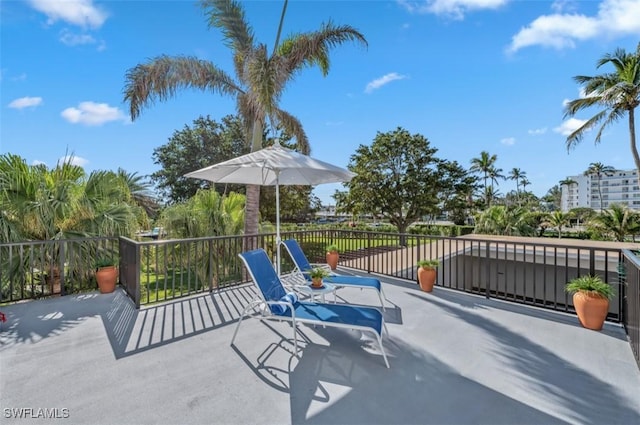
[{"xmin": 1, "ymin": 0, "xmax": 639, "ymax": 205}]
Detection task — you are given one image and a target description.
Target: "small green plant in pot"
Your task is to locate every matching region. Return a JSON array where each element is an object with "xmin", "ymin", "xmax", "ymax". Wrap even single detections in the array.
[
  {"xmin": 417, "ymin": 259, "xmax": 440, "ymax": 292},
  {"xmin": 309, "ymin": 267, "xmax": 330, "ymax": 287},
  {"xmin": 565, "ymin": 275, "xmax": 615, "ymax": 330},
  {"xmin": 326, "ymin": 244, "xmax": 339, "ymax": 270},
  {"xmin": 95, "ymin": 257, "xmax": 118, "ymax": 294}
]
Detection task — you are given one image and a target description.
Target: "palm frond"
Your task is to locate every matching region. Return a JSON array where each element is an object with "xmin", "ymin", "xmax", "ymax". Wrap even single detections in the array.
[
  {"xmin": 272, "ymin": 109, "xmax": 309, "ymax": 154},
  {"xmin": 278, "ymin": 21, "xmax": 367, "ymax": 77},
  {"xmin": 123, "ymin": 55, "xmax": 242, "ymax": 120}
]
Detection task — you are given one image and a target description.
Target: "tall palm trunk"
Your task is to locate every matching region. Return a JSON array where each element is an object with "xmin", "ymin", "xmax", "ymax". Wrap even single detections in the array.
[
  {"xmin": 629, "ymin": 109, "xmax": 640, "ymax": 181},
  {"xmin": 243, "ymin": 119, "xmax": 263, "ymax": 250}
]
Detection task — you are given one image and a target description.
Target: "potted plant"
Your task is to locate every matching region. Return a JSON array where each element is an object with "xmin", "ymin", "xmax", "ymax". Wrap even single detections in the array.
[
  {"xmin": 95, "ymin": 257, "xmax": 118, "ymax": 294},
  {"xmin": 565, "ymin": 275, "xmax": 615, "ymax": 330},
  {"xmin": 417, "ymin": 259, "xmax": 440, "ymax": 292},
  {"xmin": 309, "ymin": 267, "xmax": 330, "ymax": 288},
  {"xmin": 326, "ymin": 244, "xmax": 339, "ymax": 270}
]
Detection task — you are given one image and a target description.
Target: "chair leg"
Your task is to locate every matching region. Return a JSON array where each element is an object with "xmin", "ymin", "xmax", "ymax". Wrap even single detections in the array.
[
  {"xmin": 231, "ymin": 303, "xmax": 254, "ymax": 345},
  {"xmin": 376, "ymin": 333, "xmax": 390, "ymax": 368},
  {"xmin": 292, "ymin": 318, "xmax": 299, "ymax": 356}
]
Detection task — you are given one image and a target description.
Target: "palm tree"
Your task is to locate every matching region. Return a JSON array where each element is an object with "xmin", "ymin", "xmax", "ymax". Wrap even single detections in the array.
[
  {"xmin": 590, "ymin": 203, "xmax": 640, "ymax": 242},
  {"xmin": 123, "ymin": 0, "xmax": 367, "ymax": 240},
  {"xmin": 584, "ymin": 162, "xmax": 615, "ymax": 212},
  {"xmin": 544, "ymin": 210, "xmax": 571, "ymax": 238},
  {"xmin": 520, "ymin": 177, "xmax": 531, "ymax": 195},
  {"xmin": 564, "ymin": 43, "xmax": 640, "ymax": 177},
  {"xmin": 0, "ymin": 154, "xmax": 140, "ymax": 242},
  {"xmin": 559, "ymin": 177, "xmax": 578, "ymax": 208},
  {"xmin": 470, "ymin": 151, "xmax": 498, "ymax": 207},
  {"xmin": 508, "ymin": 168, "xmax": 526, "ymax": 205},
  {"xmin": 474, "ymin": 205, "xmax": 534, "ymax": 236}
]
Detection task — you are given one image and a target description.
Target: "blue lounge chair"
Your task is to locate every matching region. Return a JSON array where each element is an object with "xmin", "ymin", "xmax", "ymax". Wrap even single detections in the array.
[
  {"xmin": 281, "ymin": 239, "xmax": 387, "ymax": 310},
  {"xmin": 233, "ymin": 248, "xmax": 390, "ymax": 368}
]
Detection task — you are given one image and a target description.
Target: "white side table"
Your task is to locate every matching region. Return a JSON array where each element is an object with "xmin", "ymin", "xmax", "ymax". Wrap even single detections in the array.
[{"xmin": 296, "ymin": 281, "xmax": 336, "ymax": 303}]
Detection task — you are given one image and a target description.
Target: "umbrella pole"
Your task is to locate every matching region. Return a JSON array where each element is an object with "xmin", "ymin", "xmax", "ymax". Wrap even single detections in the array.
[{"xmin": 276, "ymin": 171, "xmax": 281, "ymax": 275}]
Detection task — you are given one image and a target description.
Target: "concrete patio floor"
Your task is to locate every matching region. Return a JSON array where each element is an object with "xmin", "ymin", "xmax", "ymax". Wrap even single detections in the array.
[{"xmin": 1, "ymin": 271, "xmax": 639, "ymax": 425}]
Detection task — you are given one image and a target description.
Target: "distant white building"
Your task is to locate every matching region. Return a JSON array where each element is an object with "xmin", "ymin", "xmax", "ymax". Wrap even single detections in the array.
[{"xmin": 561, "ymin": 168, "xmax": 640, "ymax": 212}]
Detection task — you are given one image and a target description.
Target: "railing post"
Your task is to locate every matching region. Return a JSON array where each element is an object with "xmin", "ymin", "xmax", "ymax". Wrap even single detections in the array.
[
  {"xmin": 589, "ymin": 248, "xmax": 595, "ymax": 276},
  {"xmin": 485, "ymin": 241, "xmax": 490, "ymax": 299},
  {"xmin": 367, "ymin": 231, "xmax": 371, "ymax": 274},
  {"xmin": 59, "ymin": 242, "xmax": 66, "ymax": 296},
  {"xmin": 208, "ymin": 239, "xmax": 214, "ymax": 292}
]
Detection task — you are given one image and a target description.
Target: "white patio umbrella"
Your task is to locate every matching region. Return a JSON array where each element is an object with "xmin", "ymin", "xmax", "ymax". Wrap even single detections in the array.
[{"xmin": 184, "ymin": 142, "xmax": 354, "ymax": 273}]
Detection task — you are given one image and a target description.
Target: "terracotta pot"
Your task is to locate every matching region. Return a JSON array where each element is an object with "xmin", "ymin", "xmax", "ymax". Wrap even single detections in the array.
[
  {"xmin": 418, "ymin": 267, "xmax": 437, "ymax": 292},
  {"xmin": 96, "ymin": 266, "xmax": 118, "ymax": 294},
  {"xmin": 573, "ymin": 291, "xmax": 609, "ymax": 330},
  {"xmin": 326, "ymin": 251, "xmax": 339, "ymax": 270},
  {"xmin": 311, "ymin": 277, "xmax": 323, "ymax": 288},
  {"xmin": 45, "ymin": 267, "xmax": 62, "ymax": 296}
]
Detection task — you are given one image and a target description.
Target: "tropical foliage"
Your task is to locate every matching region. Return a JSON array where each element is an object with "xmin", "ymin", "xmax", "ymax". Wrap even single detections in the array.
[
  {"xmin": 588, "ymin": 203, "xmax": 640, "ymax": 242},
  {"xmin": 0, "ymin": 154, "xmax": 153, "ymax": 298},
  {"xmin": 123, "ymin": 0, "xmax": 367, "ymax": 239},
  {"xmin": 565, "ymin": 43, "xmax": 640, "ymax": 177},
  {"xmin": 157, "ymin": 189, "xmax": 245, "ymax": 239},
  {"xmin": 0, "ymin": 154, "xmax": 147, "ymax": 242},
  {"xmin": 543, "ymin": 211, "xmax": 572, "ymax": 238},
  {"xmin": 473, "ymin": 205, "xmax": 535, "ymax": 236}
]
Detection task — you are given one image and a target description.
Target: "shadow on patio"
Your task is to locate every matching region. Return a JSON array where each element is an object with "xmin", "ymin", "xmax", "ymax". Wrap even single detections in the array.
[{"xmin": 1, "ymin": 274, "xmax": 639, "ymax": 425}]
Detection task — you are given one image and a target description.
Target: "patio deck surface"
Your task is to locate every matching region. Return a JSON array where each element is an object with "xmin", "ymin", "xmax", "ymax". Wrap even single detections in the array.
[{"xmin": 1, "ymin": 271, "xmax": 639, "ymax": 425}]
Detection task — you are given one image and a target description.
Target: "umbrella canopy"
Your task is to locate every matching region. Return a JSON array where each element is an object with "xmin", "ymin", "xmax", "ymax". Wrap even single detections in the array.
[{"xmin": 184, "ymin": 143, "xmax": 354, "ymax": 273}]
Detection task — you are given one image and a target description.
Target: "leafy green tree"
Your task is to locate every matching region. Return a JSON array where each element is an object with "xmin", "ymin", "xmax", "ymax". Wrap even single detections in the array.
[
  {"xmin": 584, "ymin": 162, "xmax": 615, "ymax": 212},
  {"xmin": 470, "ymin": 151, "xmax": 499, "ymax": 207},
  {"xmin": 589, "ymin": 203, "xmax": 640, "ymax": 242},
  {"xmin": 438, "ymin": 161, "xmax": 478, "ymax": 225},
  {"xmin": 341, "ymin": 127, "xmax": 463, "ymax": 243},
  {"xmin": 565, "ymin": 43, "xmax": 640, "ymax": 176},
  {"xmin": 152, "ymin": 115, "xmax": 248, "ymax": 204},
  {"xmin": 123, "ymin": 0, "xmax": 366, "ymax": 240},
  {"xmin": 151, "ymin": 114, "xmax": 316, "ymax": 222}
]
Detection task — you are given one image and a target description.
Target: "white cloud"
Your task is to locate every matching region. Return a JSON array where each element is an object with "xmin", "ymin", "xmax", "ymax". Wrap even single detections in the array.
[
  {"xmin": 508, "ymin": 0, "xmax": 640, "ymax": 52},
  {"xmin": 58, "ymin": 155, "xmax": 88, "ymax": 167},
  {"xmin": 398, "ymin": 0, "xmax": 508, "ymax": 20},
  {"xmin": 8, "ymin": 96, "xmax": 43, "ymax": 109},
  {"xmin": 528, "ymin": 127, "xmax": 547, "ymax": 135},
  {"xmin": 32, "ymin": 160, "xmax": 47, "ymax": 166},
  {"xmin": 551, "ymin": 0, "xmax": 578, "ymax": 13},
  {"xmin": 59, "ymin": 29, "xmax": 96, "ymax": 46},
  {"xmin": 365, "ymin": 73, "xmax": 407, "ymax": 94},
  {"xmin": 500, "ymin": 137, "xmax": 516, "ymax": 146},
  {"xmin": 28, "ymin": 0, "xmax": 107, "ymax": 28},
  {"xmin": 553, "ymin": 118, "xmax": 587, "ymax": 136},
  {"xmin": 61, "ymin": 101, "xmax": 129, "ymax": 126}
]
